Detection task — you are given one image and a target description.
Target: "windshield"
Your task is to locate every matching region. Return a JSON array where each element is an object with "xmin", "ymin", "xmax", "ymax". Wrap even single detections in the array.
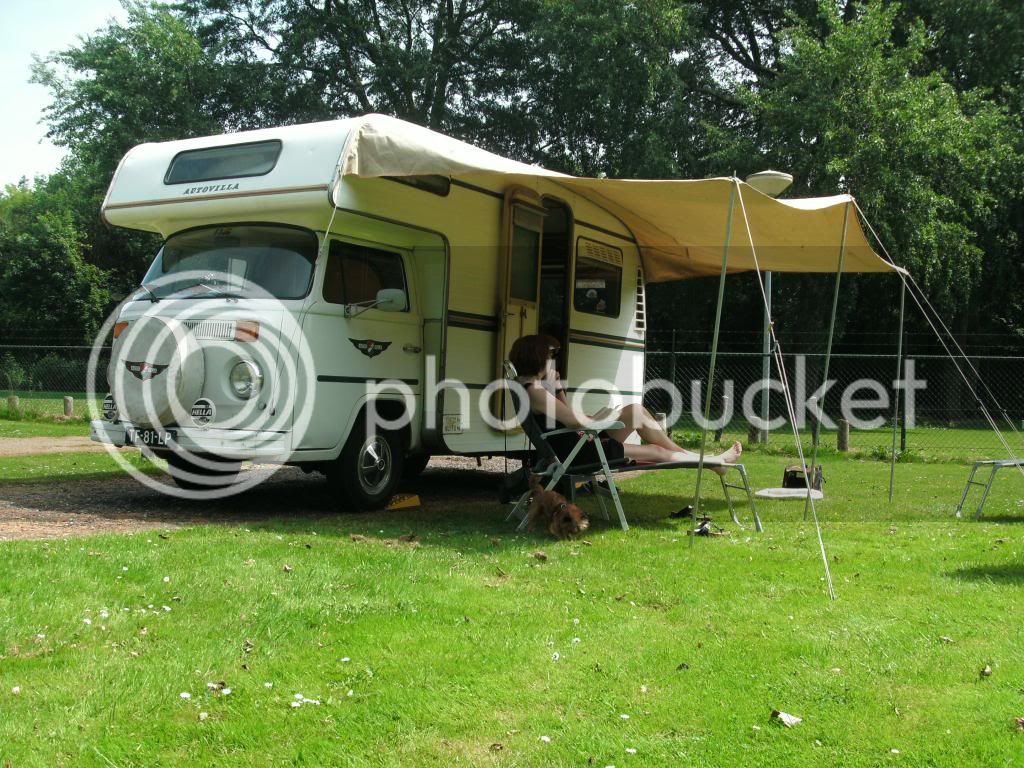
[{"xmin": 140, "ymin": 224, "xmax": 318, "ymax": 300}]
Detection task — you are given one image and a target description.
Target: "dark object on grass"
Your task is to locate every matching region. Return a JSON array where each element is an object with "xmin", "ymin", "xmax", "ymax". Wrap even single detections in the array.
[
  {"xmin": 783, "ymin": 464, "xmax": 824, "ymax": 491},
  {"xmin": 670, "ymin": 505, "xmax": 695, "ymax": 519},
  {"xmin": 691, "ymin": 518, "xmax": 727, "ymax": 537}
]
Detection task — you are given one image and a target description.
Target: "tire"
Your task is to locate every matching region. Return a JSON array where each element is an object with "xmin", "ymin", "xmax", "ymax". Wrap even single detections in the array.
[
  {"xmin": 166, "ymin": 452, "xmax": 241, "ymax": 492},
  {"xmin": 402, "ymin": 453, "xmax": 431, "ymax": 480},
  {"xmin": 328, "ymin": 422, "xmax": 405, "ymax": 510}
]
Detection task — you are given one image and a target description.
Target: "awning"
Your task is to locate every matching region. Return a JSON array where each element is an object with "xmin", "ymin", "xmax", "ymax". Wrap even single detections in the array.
[{"xmin": 336, "ymin": 114, "xmax": 901, "ymax": 282}]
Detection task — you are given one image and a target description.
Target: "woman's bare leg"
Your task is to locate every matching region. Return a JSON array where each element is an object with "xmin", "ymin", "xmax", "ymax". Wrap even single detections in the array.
[
  {"xmin": 608, "ymin": 404, "xmax": 741, "ymax": 459},
  {"xmin": 605, "ymin": 404, "xmax": 685, "ymax": 451},
  {"xmin": 608, "ymin": 404, "xmax": 742, "ymax": 473}
]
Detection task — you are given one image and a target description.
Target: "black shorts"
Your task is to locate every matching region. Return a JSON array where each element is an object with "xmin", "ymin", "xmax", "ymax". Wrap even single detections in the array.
[{"xmin": 546, "ymin": 428, "xmax": 626, "ymax": 469}]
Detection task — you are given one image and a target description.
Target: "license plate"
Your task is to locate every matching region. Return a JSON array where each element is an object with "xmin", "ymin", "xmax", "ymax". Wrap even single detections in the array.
[{"xmin": 125, "ymin": 427, "xmax": 177, "ymax": 447}]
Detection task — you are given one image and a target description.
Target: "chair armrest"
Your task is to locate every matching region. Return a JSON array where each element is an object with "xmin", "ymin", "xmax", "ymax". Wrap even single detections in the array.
[{"xmin": 539, "ymin": 421, "xmax": 625, "ymax": 439}]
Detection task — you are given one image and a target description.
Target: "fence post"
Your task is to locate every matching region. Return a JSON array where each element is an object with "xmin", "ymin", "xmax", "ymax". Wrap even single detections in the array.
[
  {"xmin": 748, "ymin": 423, "xmax": 762, "ymax": 444},
  {"xmin": 655, "ymin": 412, "xmax": 667, "ymax": 432},
  {"xmin": 837, "ymin": 418, "xmax": 849, "ymax": 452},
  {"xmin": 714, "ymin": 395, "xmax": 728, "ymax": 442},
  {"xmin": 63, "ymin": 396, "xmax": 74, "ymax": 418},
  {"xmin": 6, "ymin": 395, "xmax": 19, "ymax": 412},
  {"xmin": 668, "ymin": 329, "xmax": 677, "ymax": 393},
  {"xmin": 900, "ymin": 391, "xmax": 907, "ymax": 453},
  {"xmin": 807, "ymin": 395, "xmax": 819, "ymax": 454}
]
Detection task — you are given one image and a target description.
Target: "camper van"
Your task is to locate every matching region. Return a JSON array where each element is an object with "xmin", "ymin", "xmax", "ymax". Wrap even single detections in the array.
[{"xmin": 91, "ymin": 115, "xmax": 647, "ymax": 507}]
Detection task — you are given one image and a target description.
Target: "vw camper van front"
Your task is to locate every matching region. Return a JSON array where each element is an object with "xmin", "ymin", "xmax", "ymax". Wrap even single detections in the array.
[{"xmin": 92, "ymin": 224, "xmax": 318, "ymax": 484}]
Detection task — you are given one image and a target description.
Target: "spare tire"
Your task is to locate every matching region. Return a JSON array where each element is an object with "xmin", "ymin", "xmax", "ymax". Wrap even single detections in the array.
[{"xmin": 111, "ymin": 316, "xmax": 205, "ymax": 427}]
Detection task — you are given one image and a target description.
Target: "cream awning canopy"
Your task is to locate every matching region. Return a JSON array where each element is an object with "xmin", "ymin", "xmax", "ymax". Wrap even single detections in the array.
[{"xmin": 335, "ymin": 113, "xmax": 902, "ymax": 282}]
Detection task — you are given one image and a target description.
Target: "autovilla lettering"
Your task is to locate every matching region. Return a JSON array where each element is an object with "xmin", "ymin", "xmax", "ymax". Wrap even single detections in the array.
[{"xmin": 182, "ymin": 183, "xmax": 241, "ymax": 195}]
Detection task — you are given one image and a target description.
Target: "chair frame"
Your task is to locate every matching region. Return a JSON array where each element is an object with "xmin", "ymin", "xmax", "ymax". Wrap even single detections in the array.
[
  {"xmin": 955, "ymin": 459, "xmax": 1024, "ymax": 519},
  {"xmin": 501, "ymin": 361, "xmax": 761, "ymax": 532}
]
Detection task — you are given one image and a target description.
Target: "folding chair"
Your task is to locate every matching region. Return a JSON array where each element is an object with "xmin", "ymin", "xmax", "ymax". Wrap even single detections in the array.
[
  {"xmin": 955, "ymin": 459, "xmax": 1024, "ymax": 519},
  {"xmin": 501, "ymin": 361, "xmax": 761, "ymax": 532}
]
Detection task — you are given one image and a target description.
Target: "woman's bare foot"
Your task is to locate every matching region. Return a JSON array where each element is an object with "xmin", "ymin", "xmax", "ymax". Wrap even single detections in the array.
[{"xmin": 711, "ymin": 441, "xmax": 742, "ymax": 476}]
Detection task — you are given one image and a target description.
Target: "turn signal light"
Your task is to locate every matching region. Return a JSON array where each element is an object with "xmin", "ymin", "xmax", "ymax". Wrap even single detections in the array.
[
  {"xmin": 234, "ymin": 320, "xmax": 260, "ymax": 342},
  {"xmin": 113, "ymin": 321, "xmax": 129, "ymax": 339}
]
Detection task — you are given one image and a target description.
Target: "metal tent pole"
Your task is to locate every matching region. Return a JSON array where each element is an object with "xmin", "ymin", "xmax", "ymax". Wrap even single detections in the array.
[
  {"xmin": 734, "ymin": 184, "xmax": 837, "ymax": 600},
  {"xmin": 888, "ymin": 278, "xmax": 906, "ymax": 502},
  {"xmin": 803, "ymin": 201, "xmax": 851, "ymax": 521},
  {"xmin": 690, "ymin": 178, "xmax": 737, "ymax": 545},
  {"xmin": 761, "ymin": 272, "xmax": 772, "ymax": 442}
]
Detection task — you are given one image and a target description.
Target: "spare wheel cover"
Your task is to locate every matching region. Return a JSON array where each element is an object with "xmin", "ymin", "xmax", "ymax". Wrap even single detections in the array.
[{"xmin": 113, "ymin": 317, "xmax": 205, "ymax": 427}]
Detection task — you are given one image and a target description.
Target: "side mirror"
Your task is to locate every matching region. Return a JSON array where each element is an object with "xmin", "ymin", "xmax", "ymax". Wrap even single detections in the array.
[{"xmin": 375, "ymin": 288, "xmax": 407, "ymax": 312}]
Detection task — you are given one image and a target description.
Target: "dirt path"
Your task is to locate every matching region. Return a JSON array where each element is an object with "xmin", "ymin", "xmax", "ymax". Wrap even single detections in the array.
[
  {"xmin": 0, "ymin": 457, "xmax": 516, "ymax": 541},
  {"xmin": 0, "ymin": 436, "xmax": 110, "ymax": 457}
]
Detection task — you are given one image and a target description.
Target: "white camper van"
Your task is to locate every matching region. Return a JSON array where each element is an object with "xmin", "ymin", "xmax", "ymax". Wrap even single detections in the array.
[{"xmin": 91, "ymin": 115, "xmax": 647, "ymax": 507}]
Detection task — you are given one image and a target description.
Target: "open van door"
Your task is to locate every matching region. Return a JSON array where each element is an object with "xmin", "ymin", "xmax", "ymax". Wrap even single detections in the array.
[
  {"xmin": 492, "ymin": 188, "xmax": 545, "ymax": 427},
  {"xmin": 496, "ymin": 188, "xmax": 545, "ymax": 368}
]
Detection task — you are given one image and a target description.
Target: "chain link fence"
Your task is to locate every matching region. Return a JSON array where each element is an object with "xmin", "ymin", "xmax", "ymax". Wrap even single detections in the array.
[
  {"xmin": 3, "ymin": 335, "xmax": 1024, "ymax": 462},
  {"xmin": 643, "ymin": 332, "xmax": 1024, "ymax": 462},
  {"xmin": 0, "ymin": 345, "xmax": 110, "ymax": 420}
]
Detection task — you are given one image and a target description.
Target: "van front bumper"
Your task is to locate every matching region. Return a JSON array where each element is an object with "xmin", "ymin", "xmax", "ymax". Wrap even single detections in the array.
[{"xmin": 90, "ymin": 420, "xmax": 291, "ymax": 461}]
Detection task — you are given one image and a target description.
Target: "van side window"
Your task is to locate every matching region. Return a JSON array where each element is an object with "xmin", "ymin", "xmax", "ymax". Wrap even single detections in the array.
[
  {"xmin": 574, "ymin": 238, "xmax": 623, "ymax": 318},
  {"xmin": 323, "ymin": 240, "xmax": 409, "ymax": 310}
]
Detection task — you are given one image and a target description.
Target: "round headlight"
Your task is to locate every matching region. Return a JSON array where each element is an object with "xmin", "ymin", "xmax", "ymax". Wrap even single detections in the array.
[{"xmin": 229, "ymin": 360, "xmax": 263, "ymax": 399}]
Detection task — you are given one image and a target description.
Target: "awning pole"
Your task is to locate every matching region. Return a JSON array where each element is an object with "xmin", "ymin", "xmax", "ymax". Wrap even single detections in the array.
[
  {"xmin": 888, "ymin": 278, "xmax": 906, "ymax": 502},
  {"xmin": 803, "ymin": 200, "xmax": 850, "ymax": 521},
  {"xmin": 735, "ymin": 184, "xmax": 836, "ymax": 600},
  {"xmin": 690, "ymin": 178, "xmax": 737, "ymax": 546}
]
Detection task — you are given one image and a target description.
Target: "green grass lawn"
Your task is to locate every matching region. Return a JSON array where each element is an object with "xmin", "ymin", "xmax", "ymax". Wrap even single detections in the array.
[
  {"xmin": 673, "ymin": 424, "xmax": 1024, "ymax": 464},
  {"xmin": 1, "ymin": 453, "xmax": 1024, "ymax": 766},
  {"xmin": 0, "ymin": 418, "xmax": 90, "ymax": 438},
  {"xmin": 0, "ymin": 451, "xmax": 160, "ymax": 484},
  {"xmin": 0, "ymin": 390, "xmax": 100, "ymax": 421}
]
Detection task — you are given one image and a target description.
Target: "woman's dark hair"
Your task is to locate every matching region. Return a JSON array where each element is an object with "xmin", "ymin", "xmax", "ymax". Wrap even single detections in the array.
[{"xmin": 509, "ymin": 334, "xmax": 559, "ymax": 378}]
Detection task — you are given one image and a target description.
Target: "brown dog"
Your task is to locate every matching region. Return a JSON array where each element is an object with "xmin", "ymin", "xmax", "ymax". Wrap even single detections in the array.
[{"xmin": 527, "ymin": 474, "xmax": 589, "ymax": 539}]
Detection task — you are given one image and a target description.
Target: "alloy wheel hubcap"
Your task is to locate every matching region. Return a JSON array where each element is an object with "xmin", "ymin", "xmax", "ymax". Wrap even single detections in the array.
[{"xmin": 358, "ymin": 436, "xmax": 392, "ymax": 494}]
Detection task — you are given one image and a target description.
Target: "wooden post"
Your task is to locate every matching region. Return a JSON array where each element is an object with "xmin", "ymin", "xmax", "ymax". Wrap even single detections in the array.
[
  {"xmin": 837, "ymin": 419, "xmax": 849, "ymax": 452},
  {"xmin": 714, "ymin": 395, "xmax": 729, "ymax": 442},
  {"xmin": 748, "ymin": 422, "xmax": 762, "ymax": 445},
  {"xmin": 6, "ymin": 395, "xmax": 18, "ymax": 411},
  {"xmin": 63, "ymin": 396, "xmax": 74, "ymax": 418}
]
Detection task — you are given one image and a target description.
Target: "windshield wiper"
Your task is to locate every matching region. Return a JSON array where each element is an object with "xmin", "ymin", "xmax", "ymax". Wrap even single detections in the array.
[
  {"xmin": 192, "ymin": 282, "xmax": 246, "ymax": 299},
  {"xmin": 137, "ymin": 283, "xmax": 160, "ymax": 303}
]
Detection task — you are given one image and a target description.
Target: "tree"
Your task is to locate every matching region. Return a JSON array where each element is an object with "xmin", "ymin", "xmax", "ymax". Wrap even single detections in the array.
[{"xmin": 0, "ymin": 183, "xmax": 110, "ymax": 344}]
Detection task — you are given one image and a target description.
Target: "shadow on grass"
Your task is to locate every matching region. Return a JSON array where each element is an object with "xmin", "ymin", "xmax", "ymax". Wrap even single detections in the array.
[
  {"xmin": 948, "ymin": 562, "xmax": 1024, "ymax": 585},
  {"xmin": 0, "ymin": 461, "xmax": 750, "ymax": 547}
]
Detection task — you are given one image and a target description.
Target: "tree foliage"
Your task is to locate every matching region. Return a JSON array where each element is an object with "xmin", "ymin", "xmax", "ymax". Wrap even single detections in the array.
[
  {"xmin": 13, "ymin": 0, "xmax": 1024, "ymax": 344},
  {"xmin": 0, "ymin": 183, "xmax": 110, "ymax": 344}
]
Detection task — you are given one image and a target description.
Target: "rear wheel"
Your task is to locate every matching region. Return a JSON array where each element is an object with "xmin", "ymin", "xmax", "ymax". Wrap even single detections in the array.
[
  {"xmin": 166, "ymin": 452, "xmax": 241, "ymax": 492},
  {"xmin": 328, "ymin": 422, "xmax": 404, "ymax": 510}
]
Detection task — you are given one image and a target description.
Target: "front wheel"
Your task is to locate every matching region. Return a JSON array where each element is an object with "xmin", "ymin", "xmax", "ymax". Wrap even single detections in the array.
[
  {"xmin": 328, "ymin": 423, "xmax": 404, "ymax": 510},
  {"xmin": 165, "ymin": 452, "xmax": 241, "ymax": 492}
]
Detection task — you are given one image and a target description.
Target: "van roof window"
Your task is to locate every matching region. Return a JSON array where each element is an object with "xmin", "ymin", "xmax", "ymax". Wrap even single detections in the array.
[{"xmin": 164, "ymin": 140, "xmax": 282, "ymax": 185}]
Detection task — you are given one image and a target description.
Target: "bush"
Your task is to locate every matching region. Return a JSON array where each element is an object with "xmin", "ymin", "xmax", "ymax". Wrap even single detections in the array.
[
  {"xmin": 30, "ymin": 353, "xmax": 88, "ymax": 392},
  {"xmin": 0, "ymin": 352, "xmax": 26, "ymax": 392}
]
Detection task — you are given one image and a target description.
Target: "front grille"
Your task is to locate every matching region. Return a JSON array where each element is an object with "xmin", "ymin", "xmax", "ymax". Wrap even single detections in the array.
[{"xmin": 183, "ymin": 320, "xmax": 235, "ymax": 340}]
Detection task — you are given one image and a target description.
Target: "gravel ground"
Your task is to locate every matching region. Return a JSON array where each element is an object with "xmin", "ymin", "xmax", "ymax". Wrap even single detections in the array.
[
  {"xmin": 0, "ymin": 436, "xmax": 112, "ymax": 457},
  {"xmin": 0, "ymin": 455, "xmax": 520, "ymax": 541}
]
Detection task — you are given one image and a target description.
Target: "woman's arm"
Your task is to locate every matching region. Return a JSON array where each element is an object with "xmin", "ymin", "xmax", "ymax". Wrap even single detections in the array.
[{"xmin": 527, "ymin": 385, "xmax": 586, "ymax": 428}]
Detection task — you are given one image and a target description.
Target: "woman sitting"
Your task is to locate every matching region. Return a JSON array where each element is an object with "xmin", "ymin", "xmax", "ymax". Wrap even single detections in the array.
[{"xmin": 509, "ymin": 334, "xmax": 741, "ymax": 473}]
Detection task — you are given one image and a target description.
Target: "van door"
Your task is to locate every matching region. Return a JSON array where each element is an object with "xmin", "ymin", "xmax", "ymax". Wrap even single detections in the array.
[
  {"xmin": 495, "ymin": 188, "xmax": 545, "ymax": 378},
  {"xmin": 296, "ymin": 238, "xmax": 422, "ymax": 450}
]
